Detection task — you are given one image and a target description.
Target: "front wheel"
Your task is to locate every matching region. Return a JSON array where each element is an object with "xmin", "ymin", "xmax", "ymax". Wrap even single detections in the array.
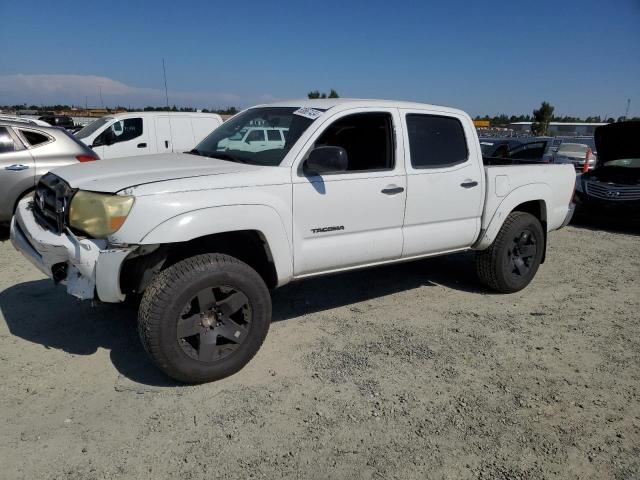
[
  {"xmin": 138, "ymin": 253, "xmax": 271, "ymax": 383},
  {"xmin": 476, "ymin": 212, "xmax": 544, "ymax": 293}
]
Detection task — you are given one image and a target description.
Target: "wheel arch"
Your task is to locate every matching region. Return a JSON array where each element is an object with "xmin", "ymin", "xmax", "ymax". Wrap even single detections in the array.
[
  {"xmin": 122, "ymin": 205, "xmax": 293, "ymax": 292},
  {"xmin": 474, "ymin": 183, "xmax": 551, "ymax": 252}
]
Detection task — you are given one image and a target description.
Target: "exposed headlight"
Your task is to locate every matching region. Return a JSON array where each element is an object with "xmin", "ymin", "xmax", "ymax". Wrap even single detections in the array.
[{"xmin": 68, "ymin": 191, "xmax": 134, "ymax": 238}]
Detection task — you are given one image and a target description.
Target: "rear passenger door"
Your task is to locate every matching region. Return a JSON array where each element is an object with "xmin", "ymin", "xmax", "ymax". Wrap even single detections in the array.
[
  {"xmin": 400, "ymin": 111, "xmax": 483, "ymax": 257},
  {"xmin": 292, "ymin": 108, "xmax": 406, "ymax": 275}
]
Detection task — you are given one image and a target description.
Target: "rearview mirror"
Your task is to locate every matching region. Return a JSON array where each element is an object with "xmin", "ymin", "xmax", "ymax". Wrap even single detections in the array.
[{"xmin": 304, "ymin": 146, "xmax": 348, "ymax": 174}]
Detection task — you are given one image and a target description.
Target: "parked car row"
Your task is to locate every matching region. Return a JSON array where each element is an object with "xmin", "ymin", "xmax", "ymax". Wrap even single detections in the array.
[
  {"xmin": 480, "ymin": 136, "xmax": 597, "ymax": 172},
  {"xmin": 2, "ymin": 109, "xmax": 637, "ymax": 230}
]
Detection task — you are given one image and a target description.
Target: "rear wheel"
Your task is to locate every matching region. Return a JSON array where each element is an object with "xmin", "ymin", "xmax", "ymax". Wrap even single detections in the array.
[
  {"xmin": 138, "ymin": 253, "xmax": 271, "ymax": 383},
  {"xmin": 476, "ymin": 212, "xmax": 544, "ymax": 293}
]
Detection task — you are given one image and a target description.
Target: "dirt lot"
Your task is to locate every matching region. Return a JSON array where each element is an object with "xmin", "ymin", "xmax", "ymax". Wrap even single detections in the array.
[{"xmin": 0, "ymin": 220, "xmax": 638, "ymax": 480}]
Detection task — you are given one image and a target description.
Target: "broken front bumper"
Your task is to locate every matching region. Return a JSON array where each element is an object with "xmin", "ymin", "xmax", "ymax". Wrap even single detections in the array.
[{"xmin": 10, "ymin": 198, "xmax": 135, "ymax": 302}]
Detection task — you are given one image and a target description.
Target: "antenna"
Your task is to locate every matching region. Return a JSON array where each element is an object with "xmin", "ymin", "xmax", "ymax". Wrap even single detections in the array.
[{"xmin": 163, "ymin": 58, "xmax": 170, "ymax": 110}]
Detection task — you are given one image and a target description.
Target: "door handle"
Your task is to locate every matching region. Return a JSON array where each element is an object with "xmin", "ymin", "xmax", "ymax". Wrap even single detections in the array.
[
  {"xmin": 164, "ymin": 141, "xmax": 169, "ymax": 148},
  {"xmin": 460, "ymin": 181, "xmax": 478, "ymax": 188},
  {"xmin": 381, "ymin": 186, "xmax": 405, "ymax": 195},
  {"xmin": 5, "ymin": 164, "xmax": 30, "ymax": 171},
  {"xmin": 137, "ymin": 142, "xmax": 147, "ymax": 148}
]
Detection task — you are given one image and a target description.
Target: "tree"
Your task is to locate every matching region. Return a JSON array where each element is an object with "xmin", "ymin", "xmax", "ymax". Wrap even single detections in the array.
[
  {"xmin": 308, "ymin": 89, "xmax": 339, "ymax": 99},
  {"xmin": 531, "ymin": 101, "xmax": 554, "ymax": 136}
]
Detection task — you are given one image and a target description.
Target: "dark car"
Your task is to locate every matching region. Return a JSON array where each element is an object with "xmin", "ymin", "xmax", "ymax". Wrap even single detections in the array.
[
  {"xmin": 482, "ymin": 137, "xmax": 555, "ymax": 164},
  {"xmin": 38, "ymin": 115, "xmax": 82, "ymax": 132},
  {"xmin": 479, "ymin": 138, "xmax": 523, "ymax": 157},
  {"xmin": 574, "ymin": 121, "xmax": 640, "ymax": 222}
]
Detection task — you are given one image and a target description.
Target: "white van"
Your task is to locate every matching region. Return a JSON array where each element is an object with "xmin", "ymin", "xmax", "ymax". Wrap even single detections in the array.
[{"xmin": 75, "ymin": 112, "xmax": 223, "ymax": 159}]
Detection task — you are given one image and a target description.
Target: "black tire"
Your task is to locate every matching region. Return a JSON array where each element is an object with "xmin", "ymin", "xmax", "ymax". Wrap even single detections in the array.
[
  {"xmin": 138, "ymin": 253, "xmax": 271, "ymax": 383},
  {"xmin": 476, "ymin": 212, "xmax": 544, "ymax": 293}
]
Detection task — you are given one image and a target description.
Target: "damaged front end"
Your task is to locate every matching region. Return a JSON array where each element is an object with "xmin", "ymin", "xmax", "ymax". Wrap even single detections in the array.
[{"xmin": 10, "ymin": 196, "xmax": 137, "ymax": 302}]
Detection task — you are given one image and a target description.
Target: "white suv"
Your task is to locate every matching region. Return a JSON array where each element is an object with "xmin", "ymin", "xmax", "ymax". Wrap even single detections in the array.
[{"xmin": 217, "ymin": 126, "xmax": 287, "ymax": 153}]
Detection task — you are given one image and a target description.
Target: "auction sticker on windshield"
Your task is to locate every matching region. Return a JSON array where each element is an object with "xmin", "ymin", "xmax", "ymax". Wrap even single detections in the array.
[{"xmin": 293, "ymin": 107, "xmax": 323, "ymax": 120}]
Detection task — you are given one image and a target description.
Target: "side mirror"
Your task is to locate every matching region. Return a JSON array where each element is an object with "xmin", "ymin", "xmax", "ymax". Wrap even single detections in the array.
[{"xmin": 304, "ymin": 146, "xmax": 348, "ymax": 174}]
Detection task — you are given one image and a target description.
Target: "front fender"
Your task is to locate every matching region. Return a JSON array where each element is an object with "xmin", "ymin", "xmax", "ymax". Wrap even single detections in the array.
[
  {"xmin": 139, "ymin": 204, "xmax": 293, "ymax": 286},
  {"xmin": 474, "ymin": 183, "xmax": 551, "ymax": 250}
]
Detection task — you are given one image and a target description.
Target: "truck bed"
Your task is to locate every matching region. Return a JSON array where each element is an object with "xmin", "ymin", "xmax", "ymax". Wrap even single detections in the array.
[{"xmin": 478, "ymin": 162, "xmax": 576, "ymax": 247}]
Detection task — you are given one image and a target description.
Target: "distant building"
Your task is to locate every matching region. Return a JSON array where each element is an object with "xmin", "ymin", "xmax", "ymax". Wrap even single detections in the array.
[
  {"xmin": 509, "ymin": 122, "xmax": 608, "ymax": 136},
  {"xmin": 473, "ymin": 119, "xmax": 491, "ymax": 128}
]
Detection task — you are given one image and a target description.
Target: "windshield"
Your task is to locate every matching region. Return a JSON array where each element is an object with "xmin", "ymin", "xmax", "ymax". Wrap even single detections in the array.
[
  {"xmin": 191, "ymin": 107, "xmax": 321, "ymax": 166},
  {"xmin": 603, "ymin": 158, "xmax": 640, "ymax": 168},
  {"xmin": 75, "ymin": 117, "xmax": 112, "ymax": 139}
]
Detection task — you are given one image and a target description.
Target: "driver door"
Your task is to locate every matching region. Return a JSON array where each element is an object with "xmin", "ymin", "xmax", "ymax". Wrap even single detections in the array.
[
  {"xmin": 291, "ymin": 108, "xmax": 406, "ymax": 276},
  {"xmin": 95, "ymin": 117, "xmax": 149, "ymax": 158}
]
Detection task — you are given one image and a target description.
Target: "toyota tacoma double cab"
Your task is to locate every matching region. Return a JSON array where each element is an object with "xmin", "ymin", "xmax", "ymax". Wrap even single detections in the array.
[{"xmin": 11, "ymin": 99, "xmax": 576, "ymax": 383}]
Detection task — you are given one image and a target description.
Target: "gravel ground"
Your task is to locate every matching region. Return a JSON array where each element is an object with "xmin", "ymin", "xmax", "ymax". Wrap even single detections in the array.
[{"xmin": 0, "ymin": 219, "xmax": 638, "ymax": 480}]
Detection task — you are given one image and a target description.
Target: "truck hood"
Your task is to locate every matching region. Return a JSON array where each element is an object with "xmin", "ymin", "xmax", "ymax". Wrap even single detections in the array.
[
  {"xmin": 594, "ymin": 121, "xmax": 640, "ymax": 167},
  {"xmin": 51, "ymin": 153, "xmax": 259, "ymax": 193}
]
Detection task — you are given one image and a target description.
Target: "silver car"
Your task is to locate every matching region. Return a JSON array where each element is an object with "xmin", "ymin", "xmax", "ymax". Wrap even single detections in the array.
[{"xmin": 0, "ymin": 122, "xmax": 99, "ymax": 224}]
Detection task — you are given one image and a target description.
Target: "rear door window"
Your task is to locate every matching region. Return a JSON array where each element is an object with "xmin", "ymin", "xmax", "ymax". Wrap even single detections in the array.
[
  {"xmin": 19, "ymin": 129, "xmax": 50, "ymax": 147},
  {"xmin": 406, "ymin": 114, "xmax": 468, "ymax": 168}
]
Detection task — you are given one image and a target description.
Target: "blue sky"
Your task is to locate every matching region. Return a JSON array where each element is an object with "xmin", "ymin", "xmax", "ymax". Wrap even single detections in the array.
[{"xmin": 1, "ymin": 0, "xmax": 639, "ymax": 117}]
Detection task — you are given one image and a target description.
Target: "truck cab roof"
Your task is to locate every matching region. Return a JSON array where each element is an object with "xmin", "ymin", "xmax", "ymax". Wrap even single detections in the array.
[{"xmin": 255, "ymin": 98, "xmax": 468, "ymax": 117}]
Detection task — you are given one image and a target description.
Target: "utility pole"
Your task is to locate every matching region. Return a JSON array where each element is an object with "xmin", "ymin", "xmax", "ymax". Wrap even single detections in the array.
[
  {"xmin": 99, "ymin": 86, "xmax": 104, "ymax": 108},
  {"xmin": 624, "ymin": 98, "xmax": 630, "ymax": 121}
]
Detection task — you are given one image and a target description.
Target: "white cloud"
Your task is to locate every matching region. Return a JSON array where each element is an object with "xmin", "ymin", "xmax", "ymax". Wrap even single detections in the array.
[{"xmin": 0, "ymin": 74, "xmax": 249, "ymax": 107}]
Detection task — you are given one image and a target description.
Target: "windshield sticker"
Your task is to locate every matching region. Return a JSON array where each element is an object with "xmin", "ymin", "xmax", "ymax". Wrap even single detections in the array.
[{"xmin": 293, "ymin": 107, "xmax": 323, "ymax": 120}]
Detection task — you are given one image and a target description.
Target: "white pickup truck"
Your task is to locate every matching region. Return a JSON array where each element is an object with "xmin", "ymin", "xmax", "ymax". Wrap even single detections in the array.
[{"xmin": 10, "ymin": 99, "xmax": 576, "ymax": 383}]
